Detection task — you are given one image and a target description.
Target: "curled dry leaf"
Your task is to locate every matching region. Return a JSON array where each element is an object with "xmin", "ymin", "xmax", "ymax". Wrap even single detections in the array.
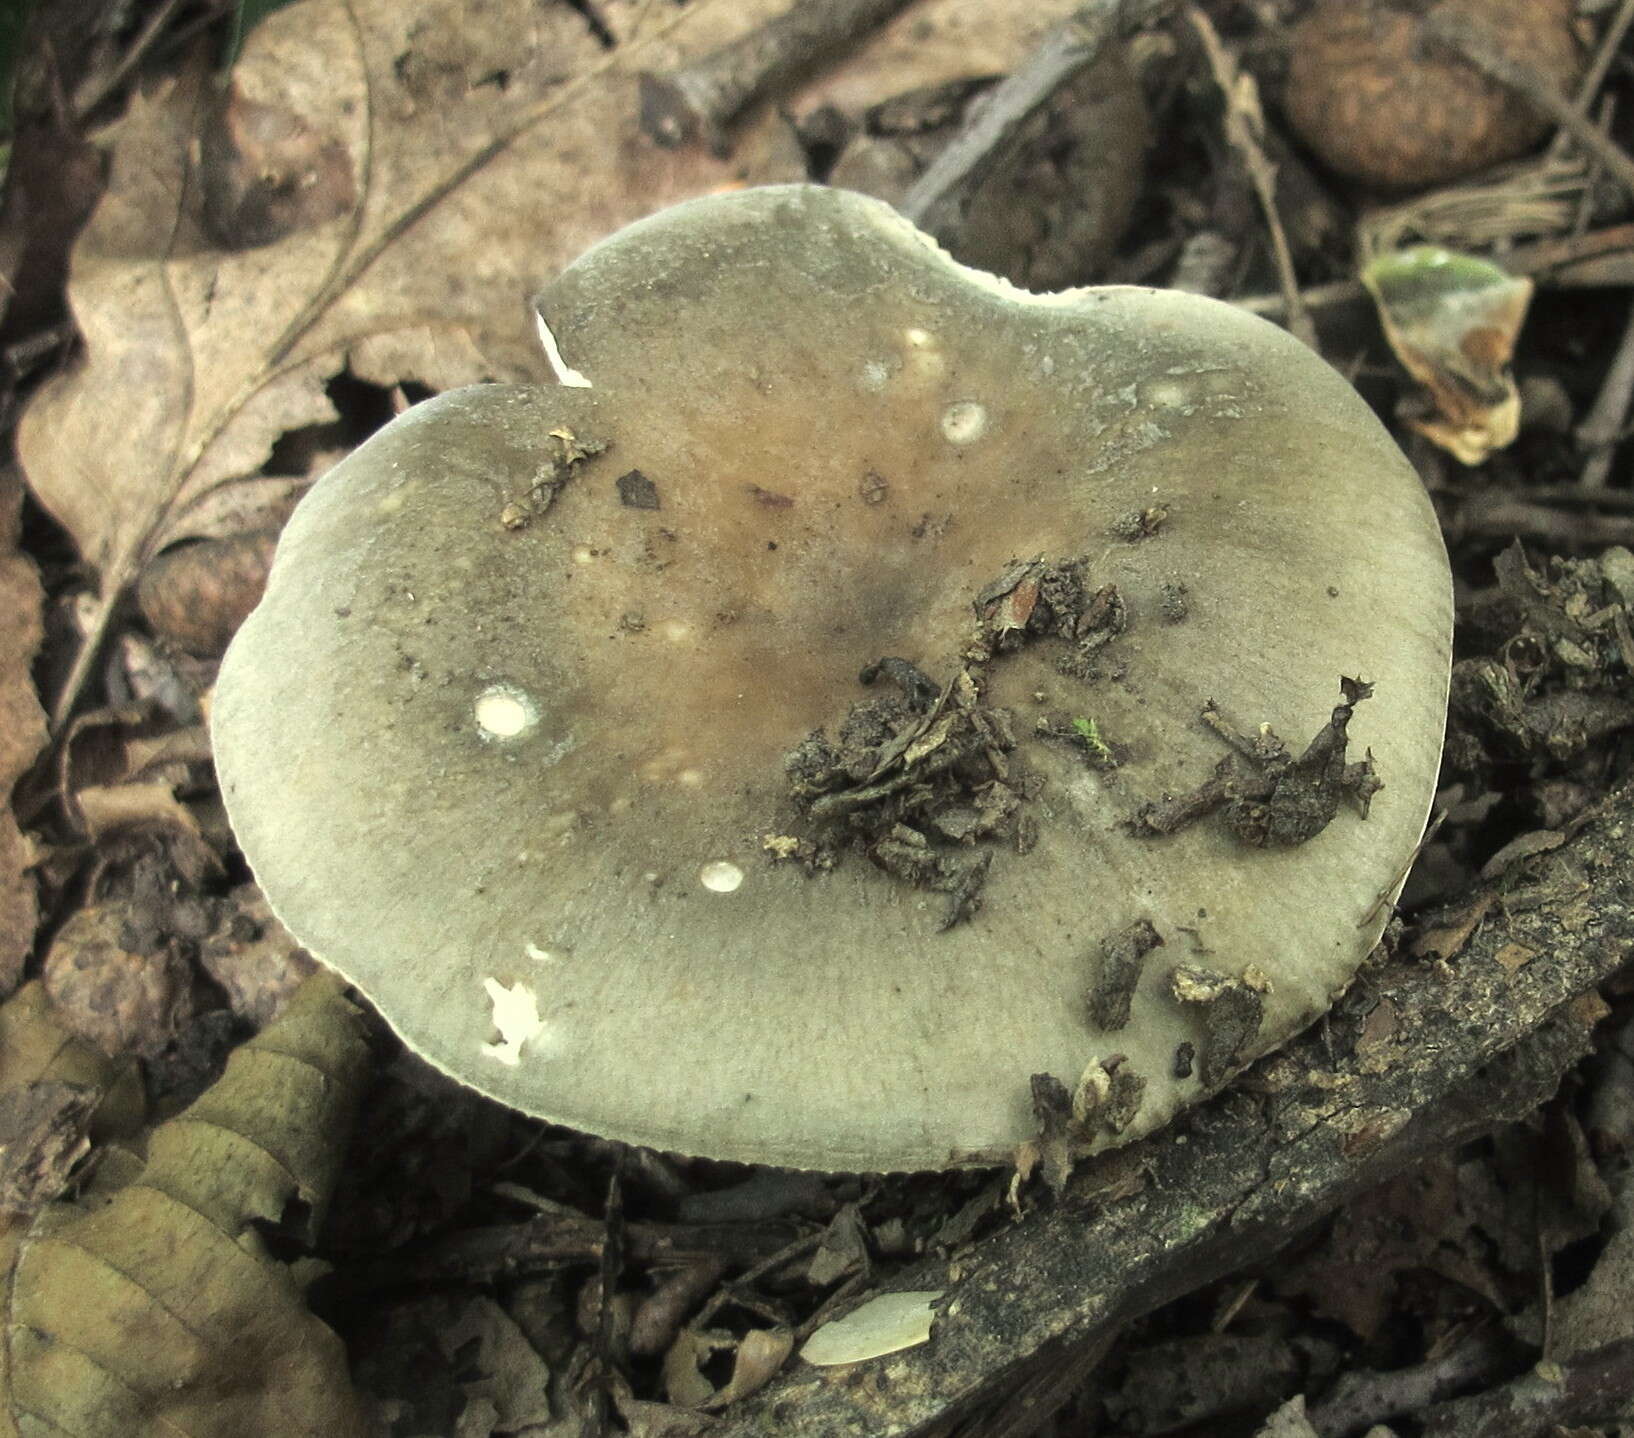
[
  {"xmin": 137, "ymin": 529, "xmax": 282, "ymax": 657},
  {"xmin": 17, "ymin": 0, "xmax": 810, "ymax": 723},
  {"xmin": 0, "ymin": 469, "xmax": 47, "ymax": 997},
  {"xmin": 0, "ymin": 981, "xmax": 146, "ymax": 1203},
  {"xmin": 2, "ymin": 970, "xmax": 372, "ymax": 1438},
  {"xmin": 783, "ymin": 0, "xmax": 1083, "ymax": 118},
  {"xmin": 662, "ymin": 1323, "xmax": 793, "ymax": 1409},
  {"xmin": 1362, "ymin": 246, "xmax": 1533, "ymax": 465},
  {"xmin": 711, "ymin": 1327, "xmax": 796, "ymax": 1407},
  {"xmin": 59, "ymin": 704, "xmax": 219, "ymax": 856}
]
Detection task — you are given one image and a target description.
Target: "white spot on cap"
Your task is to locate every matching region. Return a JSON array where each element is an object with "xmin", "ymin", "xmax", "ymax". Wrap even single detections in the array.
[
  {"xmin": 640, "ymin": 748, "xmax": 697, "ymax": 785},
  {"xmin": 572, "ymin": 544, "xmax": 597, "ymax": 565},
  {"xmin": 524, "ymin": 942, "xmax": 556, "ymax": 964},
  {"xmin": 941, "ymin": 401, "xmax": 987, "ymax": 445},
  {"xmin": 539, "ymin": 811, "xmax": 578, "ymax": 838},
  {"xmin": 535, "ymin": 309, "xmax": 592, "ymax": 388},
  {"xmin": 660, "ymin": 619, "xmax": 692, "ymax": 643},
  {"xmin": 475, "ymin": 684, "xmax": 537, "ymax": 739},
  {"xmin": 860, "ymin": 359, "xmax": 891, "ymax": 392},
  {"xmin": 1141, "ymin": 378, "xmax": 1192, "ymax": 410},
  {"xmin": 802, "ymin": 1290, "xmax": 945, "ymax": 1366},
  {"xmin": 699, "ymin": 860, "xmax": 744, "ymax": 893},
  {"xmin": 481, "ymin": 978, "xmax": 547, "ymax": 1066},
  {"xmin": 902, "ymin": 328, "xmax": 945, "ymax": 381}
]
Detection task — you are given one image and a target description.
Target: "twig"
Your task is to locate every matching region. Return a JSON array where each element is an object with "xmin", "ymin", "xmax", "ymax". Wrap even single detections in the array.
[
  {"xmin": 899, "ymin": 0, "xmax": 1171, "ymax": 241},
  {"xmin": 1575, "ymin": 297, "xmax": 1634, "ymax": 489},
  {"xmin": 1483, "ymin": 219, "xmax": 1634, "ymax": 285},
  {"xmin": 638, "ymin": 0, "xmax": 916, "ymax": 155},
  {"xmin": 1444, "ymin": 496, "xmax": 1634, "ymax": 550},
  {"xmin": 622, "ymin": 0, "xmax": 664, "ymax": 46},
  {"xmin": 324, "ymin": 1212, "xmax": 802, "ymax": 1299},
  {"xmin": 1183, "ymin": 5, "xmax": 1316, "ymax": 350},
  {"xmin": 71, "ymin": 0, "xmax": 185, "ymax": 122},
  {"xmin": 715, "ymin": 780, "xmax": 1634, "ymax": 1437},
  {"xmin": 1547, "ymin": 0, "xmax": 1634, "ymax": 163},
  {"xmin": 1451, "ymin": 483, "xmax": 1634, "ymax": 514},
  {"xmin": 1234, "ymin": 223, "xmax": 1634, "ymax": 319},
  {"xmin": 1419, "ymin": 1336, "xmax": 1634, "ymax": 1437},
  {"xmin": 691, "ymin": 1231, "xmax": 825, "ymax": 1333},
  {"xmin": 1424, "ymin": 2, "xmax": 1634, "ymax": 206},
  {"xmin": 1233, "ymin": 277, "xmax": 1367, "ymax": 319},
  {"xmin": 1308, "ymin": 1326, "xmax": 1520, "ymax": 1436}
]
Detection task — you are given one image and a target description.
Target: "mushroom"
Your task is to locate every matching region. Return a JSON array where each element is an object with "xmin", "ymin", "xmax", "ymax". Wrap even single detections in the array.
[{"xmin": 211, "ymin": 185, "xmax": 1452, "ymax": 1173}]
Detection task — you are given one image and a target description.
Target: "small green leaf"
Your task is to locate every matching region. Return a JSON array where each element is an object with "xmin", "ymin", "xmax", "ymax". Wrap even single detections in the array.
[{"xmin": 1072, "ymin": 715, "xmax": 1113, "ymax": 764}]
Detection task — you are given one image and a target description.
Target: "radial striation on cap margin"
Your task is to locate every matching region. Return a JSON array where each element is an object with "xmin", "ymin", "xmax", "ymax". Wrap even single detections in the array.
[{"xmin": 211, "ymin": 184, "xmax": 1452, "ymax": 1173}]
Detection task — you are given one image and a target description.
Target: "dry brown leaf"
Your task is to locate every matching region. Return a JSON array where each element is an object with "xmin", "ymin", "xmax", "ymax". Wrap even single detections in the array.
[
  {"xmin": 0, "ymin": 981, "xmax": 146, "ymax": 1167},
  {"xmin": 786, "ymin": 0, "xmax": 1086, "ymax": 116},
  {"xmin": 153, "ymin": 474, "xmax": 310, "ymax": 550},
  {"xmin": 710, "ymin": 1327, "xmax": 795, "ymax": 1407},
  {"xmin": 2, "ymin": 970, "xmax": 372, "ymax": 1438},
  {"xmin": 19, "ymin": 0, "xmax": 811, "ymax": 725},
  {"xmin": 137, "ymin": 530, "xmax": 283, "ymax": 657},
  {"xmin": 1411, "ymin": 892, "xmax": 1496, "ymax": 961},
  {"xmin": 0, "ymin": 469, "xmax": 47, "ymax": 998}
]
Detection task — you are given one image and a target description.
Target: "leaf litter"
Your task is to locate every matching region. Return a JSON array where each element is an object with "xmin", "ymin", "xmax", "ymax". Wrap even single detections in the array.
[
  {"xmin": 0, "ymin": 467, "xmax": 46, "ymax": 996},
  {"xmin": 9, "ymin": 2, "xmax": 1634, "ymax": 1434},
  {"xmin": 17, "ymin": 0, "xmax": 814, "ymax": 728}
]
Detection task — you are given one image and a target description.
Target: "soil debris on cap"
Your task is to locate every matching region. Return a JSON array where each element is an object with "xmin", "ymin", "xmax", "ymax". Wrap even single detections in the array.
[
  {"xmin": 778, "ymin": 552, "xmax": 1125, "ymax": 929},
  {"xmin": 1109, "ymin": 503, "xmax": 1170, "ymax": 541},
  {"xmin": 1129, "ymin": 676, "xmax": 1382, "ymax": 846},
  {"xmin": 1170, "ymin": 963, "xmax": 1266, "ymax": 1087},
  {"xmin": 1088, "ymin": 918, "xmax": 1165, "ymax": 1031},
  {"xmin": 497, "ymin": 426, "xmax": 606, "ymax": 531},
  {"xmin": 615, "ymin": 469, "xmax": 660, "ymax": 510},
  {"xmin": 1072, "ymin": 1054, "xmax": 1146, "ymax": 1135},
  {"xmin": 1021, "ymin": 1055, "xmax": 1148, "ymax": 1192}
]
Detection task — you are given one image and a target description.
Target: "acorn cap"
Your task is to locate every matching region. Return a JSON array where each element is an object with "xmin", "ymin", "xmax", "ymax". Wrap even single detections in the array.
[{"xmin": 211, "ymin": 185, "xmax": 1452, "ymax": 1171}]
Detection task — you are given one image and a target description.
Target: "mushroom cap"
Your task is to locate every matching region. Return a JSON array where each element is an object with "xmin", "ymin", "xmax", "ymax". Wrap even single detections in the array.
[{"xmin": 212, "ymin": 185, "xmax": 1451, "ymax": 1172}]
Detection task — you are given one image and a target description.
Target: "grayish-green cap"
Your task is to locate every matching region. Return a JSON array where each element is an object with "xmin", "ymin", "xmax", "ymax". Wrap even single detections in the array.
[{"xmin": 212, "ymin": 185, "xmax": 1452, "ymax": 1172}]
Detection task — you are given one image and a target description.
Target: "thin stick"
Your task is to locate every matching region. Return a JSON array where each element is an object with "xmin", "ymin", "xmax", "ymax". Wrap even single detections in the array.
[
  {"xmin": 1235, "ymin": 222, "xmax": 1634, "ymax": 319},
  {"xmin": 72, "ymin": 0, "xmax": 185, "ymax": 121},
  {"xmin": 638, "ymin": 0, "xmax": 916, "ymax": 155},
  {"xmin": 899, "ymin": 1, "xmax": 1160, "ymax": 240},
  {"xmin": 1576, "ymin": 297, "xmax": 1634, "ymax": 489},
  {"xmin": 1184, "ymin": 5, "xmax": 1316, "ymax": 350},
  {"xmin": 1547, "ymin": 0, "xmax": 1634, "ymax": 163},
  {"xmin": 1425, "ymin": 2, "xmax": 1634, "ymax": 206}
]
